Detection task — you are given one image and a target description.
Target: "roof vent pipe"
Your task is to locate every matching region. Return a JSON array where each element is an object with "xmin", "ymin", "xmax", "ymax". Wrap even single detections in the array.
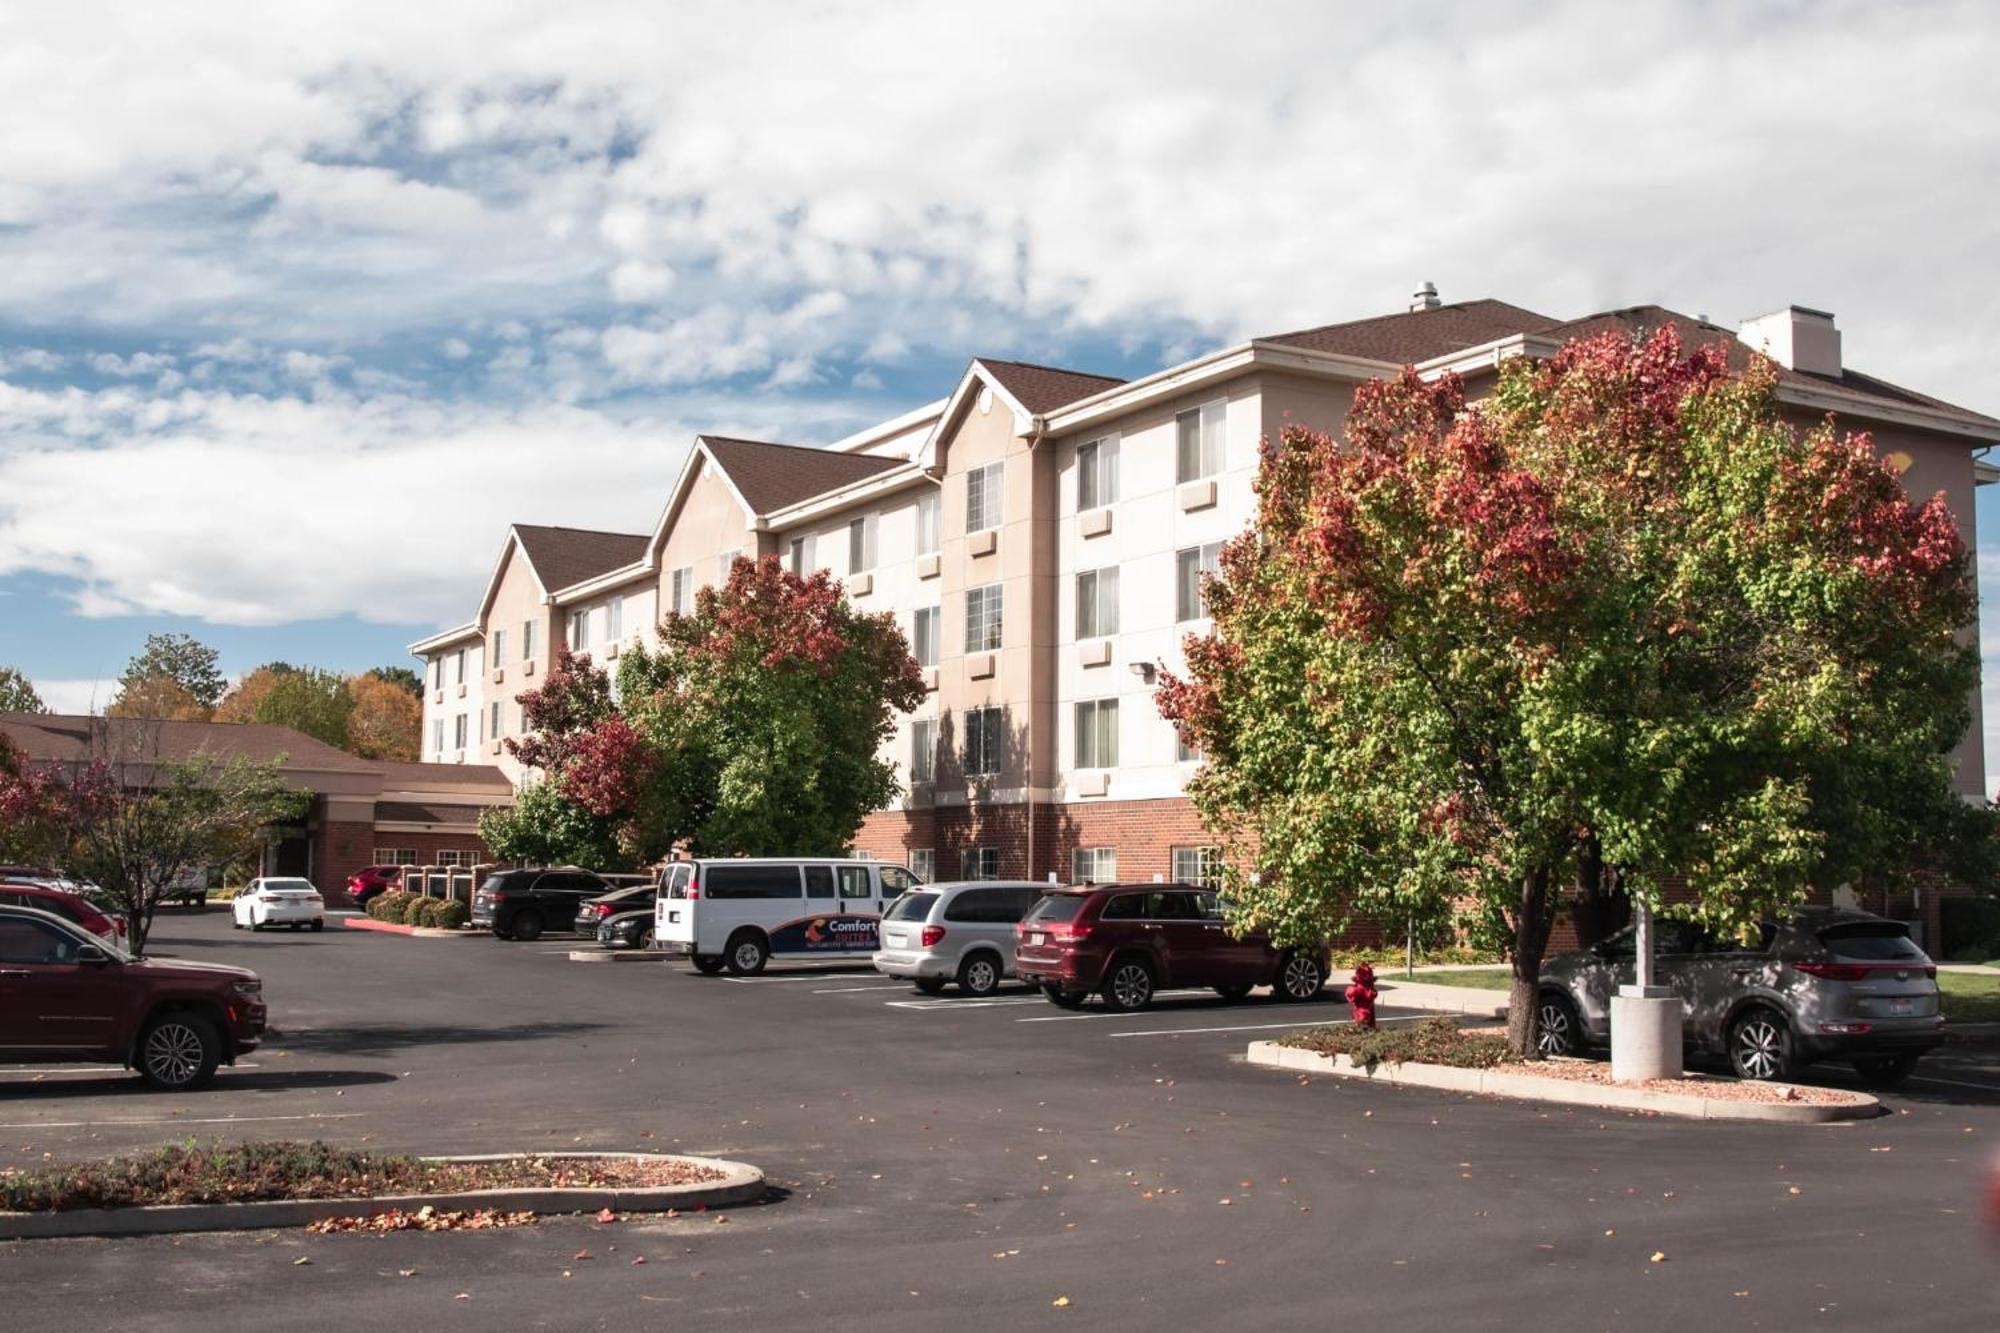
[{"xmin": 1410, "ymin": 281, "xmax": 1441, "ymax": 312}]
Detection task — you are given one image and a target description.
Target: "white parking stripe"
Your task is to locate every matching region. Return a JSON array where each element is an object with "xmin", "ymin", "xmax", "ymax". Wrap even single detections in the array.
[
  {"xmin": 812, "ymin": 983, "xmax": 913, "ymax": 993},
  {"xmin": 0, "ymin": 1112, "xmax": 367, "ymax": 1130},
  {"xmin": 1109, "ymin": 1019, "xmax": 1341, "ymax": 1038},
  {"xmin": 1901, "ymin": 1074, "xmax": 2000, "ymax": 1094}
]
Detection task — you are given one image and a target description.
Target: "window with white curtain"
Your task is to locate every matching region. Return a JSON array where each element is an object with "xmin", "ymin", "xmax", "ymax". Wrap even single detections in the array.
[
  {"xmin": 1074, "ymin": 699, "xmax": 1119, "ymax": 768},
  {"xmin": 1076, "ymin": 568, "xmax": 1119, "ymax": 639},
  {"xmin": 1077, "ymin": 436, "xmax": 1118, "ymax": 510},
  {"xmin": 1175, "ymin": 400, "xmax": 1226, "ymax": 482},
  {"xmin": 915, "ymin": 492, "xmax": 940, "ymax": 554}
]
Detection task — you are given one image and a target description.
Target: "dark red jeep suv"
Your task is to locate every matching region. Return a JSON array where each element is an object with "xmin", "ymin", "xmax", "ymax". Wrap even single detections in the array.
[
  {"xmin": 0, "ymin": 904, "xmax": 266, "ymax": 1090},
  {"xmin": 1014, "ymin": 884, "xmax": 1328, "ymax": 1011}
]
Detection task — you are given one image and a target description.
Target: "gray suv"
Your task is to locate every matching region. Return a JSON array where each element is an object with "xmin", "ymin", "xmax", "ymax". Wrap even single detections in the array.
[
  {"xmin": 1535, "ymin": 908, "xmax": 1944, "ymax": 1086},
  {"xmin": 872, "ymin": 881, "xmax": 1043, "ymax": 996}
]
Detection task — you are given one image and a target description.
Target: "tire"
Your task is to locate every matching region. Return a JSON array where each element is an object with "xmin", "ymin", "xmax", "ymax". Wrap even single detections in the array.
[
  {"xmin": 137, "ymin": 1012, "xmax": 222, "ymax": 1091},
  {"xmin": 289, "ymin": 923, "xmax": 302, "ymax": 932},
  {"xmin": 1100, "ymin": 958, "xmax": 1156, "ymax": 1012},
  {"xmin": 691, "ymin": 954, "xmax": 727, "ymax": 976},
  {"xmin": 957, "ymin": 952, "xmax": 1003, "ymax": 997},
  {"xmin": 250, "ymin": 919, "xmax": 263, "ymax": 933},
  {"xmin": 1042, "ymin": 984, "xmax": 1088, "ymax": 1010},
  {"xmin": 1215, "ymin": 983, "xmax": 1254, "ymax": 1002},
  {"xmin": 1535, "ymin": 992, "xmax": 1583, "ymax": 1058},
  {"xmin": 1273, "ymin": 952, "xmax": 1326, "ymax": 1003},
  {"xmin": 310, "ymin": 919, "xmax": 324, "ymax": 933},
  {"xmin": 1728, "ymin": 1006, "xmax": 1796, "ymax": 1081},
  {"xmin": 1852, "ymin": 1052, "xmax": 1921, "ymax": 1088},
  {"xmin": 637, "ymin": 928, "xmax": 654, "ymax": 950},
  {"xmin": 912, "ymin": 976, "xmax": 948, "ymax": 995},
  {"xmin": 725, "ymin": 930, "xmax": 770, "ymax": 976},
  {"xmin": 510, "ymin": 910, "xmax": 545, "ymax": 942}
]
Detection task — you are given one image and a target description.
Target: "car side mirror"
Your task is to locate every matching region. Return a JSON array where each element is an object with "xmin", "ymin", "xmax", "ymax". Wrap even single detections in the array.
[{"xmin": 76, "ymin": 944, "xmax": 113, "ymax": 967}]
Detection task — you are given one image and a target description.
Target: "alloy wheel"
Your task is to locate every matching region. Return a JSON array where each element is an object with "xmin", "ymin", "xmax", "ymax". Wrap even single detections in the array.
[
  {"xmin": 1281, "ymin": 955, "xmax": 1323, "ymax": 999},
  {"xmin": 144, "ymin": 1022, "xmax": 205, "ymax": 1089},
  {"xmin": 1535, "ymin": 1000, "xmax": 1575, "ymax": 1057},
  {"xmin": 963, "ymin": 957, "xmax": 998, "ymax": 995},
  {"xmin": 1733, "ymin": 1015, "xmax": 1785, "ymax": 1080},
  {"xmin": 1109, "ymin": 963, "xmax": 1153, "ymax": 1009}
]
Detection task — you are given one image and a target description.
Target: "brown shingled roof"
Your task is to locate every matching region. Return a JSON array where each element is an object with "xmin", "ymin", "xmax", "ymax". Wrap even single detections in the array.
[
  {"xmin": 375, "ymin": 800, "xmax": 491, "ymax": 827},
  {"xmin": 700, "ymin": 435, "xmax": 908, "ymax": 515},
  {"xmin": 1260, "ymin": 299, "xmax": 1562, "ymax": 364},
  {"xmin": 0, "ymin": 713, "xmax": 379, "ymax": 773},
  {"xmin": 513, "ymin": 524, "xmax": 649, "ymax": 595},
  {"xmin": 1540, "ymin": 306, "xmax": 2000, "ymax": 431},
  {"xmin": 975, "ymin": 359, "xmax": 1128, "ymax": 414}
]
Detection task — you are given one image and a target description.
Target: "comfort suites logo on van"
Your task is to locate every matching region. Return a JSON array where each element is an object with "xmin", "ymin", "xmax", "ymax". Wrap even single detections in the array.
[{"xmin": 777, "ymin": 915, "xmax": 879, "ymax": 952}]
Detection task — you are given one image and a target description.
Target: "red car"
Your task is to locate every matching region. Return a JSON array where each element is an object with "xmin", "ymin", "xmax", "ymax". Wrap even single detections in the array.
[
  {"xmin": 0, "ymin": 881, "xmax": 124, "ymax": 944},
  {"xmin": 345, "ymin": 864, "xmax": 404, "ymax": 906},
  {"xmin": 1014, "ymin": 883, "xmax": 1329, "ymax": 1011},
  {"xmin": 0, "ymin": 904, "xmax": 265, "ymax": 1090}
]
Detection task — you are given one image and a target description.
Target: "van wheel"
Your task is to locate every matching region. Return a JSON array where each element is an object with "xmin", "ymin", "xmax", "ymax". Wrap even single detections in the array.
[
  {"xmin": 958, "ymin": 953, "xmax": 1002, "ymax": 997},
  {"xmin": 1043, "ymin": 984, "xmax": 1088, "ymax": 1010},
  {"xmin": 310, "ymin": 919, "xmax": 324, "ymax": 932},
  {"xmin": 726, "ymin": 931, "xmax": 769, "ymax": 976},
  {"xmin": 1853, "ymin": 1052, "xmax": 1921, "ymax": 1088},
  {"xmin": 691, "ymin": 954, "xmax": 726, "ymax": 975},
  {"xmin": 1101, "ymin": 959, "xmax": 1156, "ymax": 1012},
  {"xmin": 510, "ymin": 911, "xmax": 545, "ymax": 942},
  {"xmin": 1729, "ymin": 1006, "xmax": 1795, "ymax": 1081},
  {"xmin": 138, "ymin": 1013, "xmax": 221, "ymax": 1091},
  {"xmin": 913, "ymin": 976, "xmax": 948, "ymax": 995}
]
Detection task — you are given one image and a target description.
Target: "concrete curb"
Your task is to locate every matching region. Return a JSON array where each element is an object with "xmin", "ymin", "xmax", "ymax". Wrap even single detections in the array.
[
  {"xmin": 341, "ymin": 918, "xmax": 473, "ymax": 940},
  {"xmin": 0, "ymin": 1152, "xmax": 764, "ymax": 1241},
  {"xmin": 1244, "ymin": 1040, "xmax": 1881, "ymax": 1123},
  {"xmin": 568, "ymin": 949, "xmax": 666, "ymax": 963}
]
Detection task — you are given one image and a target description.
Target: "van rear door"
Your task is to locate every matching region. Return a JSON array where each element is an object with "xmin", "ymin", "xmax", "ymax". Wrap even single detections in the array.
[{"xmin": 656, "ymin": 864, "xmax": 695, "ymax": 951}]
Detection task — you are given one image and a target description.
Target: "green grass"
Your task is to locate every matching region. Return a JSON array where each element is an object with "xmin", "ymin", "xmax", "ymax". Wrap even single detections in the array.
[
  {"xmin": 1384, "ymin": 965, "xmax": 2000, "ymax": 1024},
  {"xmin": 1941, "ymin": 971, "xmax": 2000, "ymax": 1024}
]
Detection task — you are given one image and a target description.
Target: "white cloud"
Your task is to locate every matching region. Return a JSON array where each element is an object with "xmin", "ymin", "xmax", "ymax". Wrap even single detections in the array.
[
  {"xmin": 609, "ymin": 259, "xmax": 674, "ymax": 303},
  {"xmin": 32, "ymin": 679, "xmax": 117, "ymax": 715}
]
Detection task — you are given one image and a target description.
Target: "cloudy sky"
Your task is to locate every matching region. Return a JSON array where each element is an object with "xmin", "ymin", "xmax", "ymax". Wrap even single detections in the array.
[{"xmin": 3, "ymin": 0, "xmax": 1999, "ymax": 778}]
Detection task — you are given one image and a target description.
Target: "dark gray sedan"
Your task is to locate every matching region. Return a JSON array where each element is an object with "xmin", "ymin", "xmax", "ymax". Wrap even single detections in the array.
[{"xmin": 1534, "ymin": 907, "xmax": 1944, "ymax": 1086}]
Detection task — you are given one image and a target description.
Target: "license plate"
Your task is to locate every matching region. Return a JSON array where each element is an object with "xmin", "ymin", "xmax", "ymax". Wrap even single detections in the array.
[
  {"xmin": 1889, "ymin": 998, "xmax": 1915, "ymax": 1016},
  {"xmin": 885, "ymin": 931, "xmax": 905, "ymax": 947},
  {"xmin": 1027, "ymin": 932, "xmax": 1044, "ymax": 946}
]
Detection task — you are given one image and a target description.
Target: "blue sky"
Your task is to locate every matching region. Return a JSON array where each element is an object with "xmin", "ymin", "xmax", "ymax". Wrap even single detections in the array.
[{"xmin": 3, "ymin": 1, "xmax": 1999, "ymax": 786}]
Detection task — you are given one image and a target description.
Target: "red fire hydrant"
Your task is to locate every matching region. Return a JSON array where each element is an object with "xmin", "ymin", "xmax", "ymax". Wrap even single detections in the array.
[{"xmin": 1345, "ymin": 962, "xmax": 1378, "ymax": 1029}]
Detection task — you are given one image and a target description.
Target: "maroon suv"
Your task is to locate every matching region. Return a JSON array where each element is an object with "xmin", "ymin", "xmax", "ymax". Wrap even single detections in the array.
[
  {"xmin": 1014, "ymin": 883, "xmax": 1329, "ymax": 1011},
  {"xmin": 0, "ymin": 904, "xmax": 266, "ymax": 1090}
]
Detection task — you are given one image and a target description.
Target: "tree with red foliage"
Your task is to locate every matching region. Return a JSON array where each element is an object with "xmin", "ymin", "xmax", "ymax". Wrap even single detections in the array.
[
  {"xmin": 478, "ymin": 647, "xmax": 640, "ymax": 870},
  {"xmin": 1160, "ymin": 328, "xmax": 1987, "ymax": 1055}
]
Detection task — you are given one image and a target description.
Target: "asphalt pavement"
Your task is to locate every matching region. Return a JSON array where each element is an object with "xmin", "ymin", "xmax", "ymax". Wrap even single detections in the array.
[{"xmin": 3, "ymin": 908, "xmax": 1997, "ymax": 1330}]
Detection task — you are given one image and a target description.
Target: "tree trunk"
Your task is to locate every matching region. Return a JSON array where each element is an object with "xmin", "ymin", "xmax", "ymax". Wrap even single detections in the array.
[
  {"xmin": 1505, "ymin": 865, "xmax": 1556, "ymax": 1057},
  {"xmin": 1570, "ymin": 837, "xmax": 1630, "ymax": 951}
]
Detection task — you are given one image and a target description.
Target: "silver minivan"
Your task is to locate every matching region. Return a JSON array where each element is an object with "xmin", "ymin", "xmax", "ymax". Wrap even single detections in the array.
[{"xmin": 873, "ymin": 881, "xmax": 1044, "ymax": 996}]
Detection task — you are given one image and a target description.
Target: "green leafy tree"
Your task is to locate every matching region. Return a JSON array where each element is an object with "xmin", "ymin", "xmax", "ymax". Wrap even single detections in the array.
[
  {"xmin": 255, "ymin": 668, "xmax": 353, "ymax": 750},
  {"xmin": 367, "ymin": 665, "xmax": 423, "ymax": 696},
  {"xmin": 1160, "ymin": 329, "xmax": 1982, "ymax": 1054},
  {"xmin": 109, "ymin": 633, "xmax": 226, "ymax": 719},
  {"xmin": 478, "ymin": 779, "xmax": 630, "ymax": 872},
  {"xmin": 476, "ymin": 647, "xmax": 632, "ymax": 868},
  {"xmin": 0, "ymin": 666, "xmax": 47, "ymax": 713},
  {"xmin": 618, "ymin": 555, "xmax": 926, "ymax": 857}
]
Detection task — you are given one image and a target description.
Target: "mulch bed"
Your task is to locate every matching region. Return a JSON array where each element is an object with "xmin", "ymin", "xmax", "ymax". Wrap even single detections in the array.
[{"xmin": 1, "ymin": 1142, "xmax": 723, "ymax": 1213}]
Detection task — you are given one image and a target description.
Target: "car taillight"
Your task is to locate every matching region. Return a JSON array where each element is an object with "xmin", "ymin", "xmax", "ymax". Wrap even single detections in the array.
[
  {"xmin": 1795, "ymin": 962, "xmax": 1932, "ymax": 981},
  {"xmin": 1048, "ymin": 921, "xmax": 1091, "ymax": 942},
  {"xmin": 687, "ymin": 879, "xmax": 700, "ymax": 899},
  {"xmin": 921, "ymin": 925, "xmax": 945, "ymax": 948}
]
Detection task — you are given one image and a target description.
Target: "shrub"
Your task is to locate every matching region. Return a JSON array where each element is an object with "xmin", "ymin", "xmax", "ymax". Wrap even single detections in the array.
[
  {"xmin": 399, "ymin": 895, "xmax": 433, "ymax": 926},
  {"xmin": 1281, "ymin": 1016, "xmax": 1517, "ymax": 1069},
  {"xmin": 417, "ymin": 899, "xmax": 452, "ymax": 928},
  {"xmin": 433, "ymin": 899, "xmax": 470, "ymax": 931},
  {"xmin": 1940, "ymin": 896, "xmax": 2000, "ymax": 960},
  {"xmin": 370, "ymin": 891, "xmax": 412, "ymax": 922}
]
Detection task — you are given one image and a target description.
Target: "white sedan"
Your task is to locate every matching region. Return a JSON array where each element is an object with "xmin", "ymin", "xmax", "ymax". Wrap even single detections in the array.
[{"xmin": 232, "ymin": 877, "xmax": 326, "ymax": 932}]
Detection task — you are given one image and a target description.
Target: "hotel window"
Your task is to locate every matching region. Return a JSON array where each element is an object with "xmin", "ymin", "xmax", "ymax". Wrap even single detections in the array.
[
  {"xmin": 1076, "ymin": 436, "xmax": 1118, "ymax": 511},
  {"xmin": 606, "ymin": 596, "xmax": 623, "ymax": 641},
  {"xmin": 1172, "ymin": 845, "xmax": 1225, "ymax": 888},
  {"xmin": 960, "ymin": 847, "xmax": 1000, "ymax": 881},
  {"xmin": 1176, "ymin": 730, "xmax": 1201, "ymax": 763},
  {"xmin": 1074, "ymin": 699, "xmax": 1119, "ymax": 768},
  {"xmin": 1176, "ymin": 400, "xmax": 1227, "ymax": 482},
  {"xmin": 435, "ymin": 850, "xmax": 467, "ymax": 868},
  {"xmin": 373, "ymin": 848, "xmax": 419, "ymax": 866},
  {"xmin": 1076, "ymin": 568, "xmax": 1119, "ymax": 639},
  {"xmin": 490, "ymin": 701, "xmax": 501, "ymax": 740},
  {"xmin": 788, "ymin": 535, "xmax": 814, "ymax": 576},
  {"xmin": 717, "ymin": 548, "xmax": 743, "ymax": 584},
  {"xmin": 964, "ymin": 583, "xmax": 1003, "ymax": 652},
  {"xmin": 490, "ymin": 628, "xmax": 506, "ymax": 665},
  {"xmin": 912, "ymin": 606, "xmax": 940, "ymax": 667},
  {"xmin": 915, "ymin": 491, "xmax": 940, "ymax": 554},
  {"xmin": 965, "ymin": 462, "xmax": 1003, "ymax": 533},
  {"xmin": 670, "ymin": 567, "xmax": 693, "ymax": 616},
  {"xmin": 522, "ymin": 619, "xmax": 535, "ymax": 661},
  {"xmin": 452, "ymin": 714, "xmax": 467, "ymax": 750},
  {"xmin": 848, "ymin": 514, "xmax": 878, "ymax": 573},
  {"xmin": 431, "ymin": 719, "xmax": 444, "ymax": 754},
  {"xmin": 568, "ymin": 609, "xmax": 589, "ymax": 650},
  {"xmin": 1072, "ymin": 847, "xmax": 1118, "ymax": 884},
  {"xmin": 909, "ymin": 848, "xmax": 935, "ymax": 882},
  {"xmin": 1176, "ymin": 542, "xmax": 1223, "ymax": 623},
  {"xmin": 963, "ymin": 705, "xmax": 1005, "ymax": 777},
  {"xmin": 429, "ymin": 658, "xmax": 441, "ymax": 690},
  {"xmin": 910, "ymin": 718, "xmax": 936, "ymax": 784}
]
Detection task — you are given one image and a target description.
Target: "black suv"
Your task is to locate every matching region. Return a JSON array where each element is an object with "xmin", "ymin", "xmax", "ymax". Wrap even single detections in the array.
[{"xmin": 471, "ymin": 868, "xmax": 614, "ymax": 941}]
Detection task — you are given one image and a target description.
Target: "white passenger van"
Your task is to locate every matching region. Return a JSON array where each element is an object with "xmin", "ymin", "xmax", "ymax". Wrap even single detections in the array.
[{"xmin": 655, "ymin": 858, "xmax": 924, "ymax": 975}]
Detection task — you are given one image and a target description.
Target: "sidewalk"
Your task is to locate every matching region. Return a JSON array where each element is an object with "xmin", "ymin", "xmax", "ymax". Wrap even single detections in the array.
[{"xmin": 1375, "ymin": 977, "xmax": 1509, "ymax": 1018}]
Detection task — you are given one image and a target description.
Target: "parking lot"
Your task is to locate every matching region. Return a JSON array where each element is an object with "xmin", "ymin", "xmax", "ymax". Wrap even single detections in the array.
[{"xmin": 4, "ymin": 908, "xmax": 1999, "ymax": 1330}]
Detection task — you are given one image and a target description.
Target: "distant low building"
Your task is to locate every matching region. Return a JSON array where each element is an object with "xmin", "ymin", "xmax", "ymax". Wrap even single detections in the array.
[{"xmin": 0, "ymin": 712, "xmax": 512, "ymax": 898}]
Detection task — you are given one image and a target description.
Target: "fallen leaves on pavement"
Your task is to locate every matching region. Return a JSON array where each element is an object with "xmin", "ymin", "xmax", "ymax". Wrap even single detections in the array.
[{"xmin": 306, "ymin": 1206, "xmax": 539, "ymax": 1234}]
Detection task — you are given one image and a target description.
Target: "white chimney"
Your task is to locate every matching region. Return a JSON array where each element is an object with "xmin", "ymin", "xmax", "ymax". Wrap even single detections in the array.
[
  {"xmin": 1409, "ymin": 281, "xmax": 1440, "ymax": 313},
  {"xmin": 1738, "ymin": 305, "xmax": 1842, "ymax": 377}
]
